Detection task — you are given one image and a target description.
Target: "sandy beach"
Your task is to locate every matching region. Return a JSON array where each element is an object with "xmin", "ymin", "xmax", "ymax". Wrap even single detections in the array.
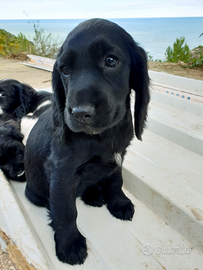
[{"xmin": 0, "ymin": 58, "xmax": 52, "ymax": 89}]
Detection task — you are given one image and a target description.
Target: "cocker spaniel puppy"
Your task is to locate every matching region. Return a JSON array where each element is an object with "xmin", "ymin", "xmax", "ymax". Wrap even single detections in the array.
[
  {"xmin": 25, "ymin": 19, "xmax": 150, "ymax": 265},
  {"xmin": 0, "ymin": 116, "xmax": 25, "ymax": 181},
  {"xmin": 0, "ymin": 79, "xmax": 52, "ymax": 119},
  {"xmin": 0, "ymin": 79, "xmax": 52, "ymax": 179}
]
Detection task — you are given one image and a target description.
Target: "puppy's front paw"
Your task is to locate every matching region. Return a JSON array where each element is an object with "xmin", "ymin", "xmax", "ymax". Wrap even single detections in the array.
[
  {"xmin": 107, "ymin": 197, "xmax": 135, "ymax": 221},
  {"xmin": 81, "ymin": 185, "xmax": 105, "ymax": 207},
  {"xmin": 55, "ymin": 233, "xmax": 88, "ymax": 265},
  {"xmin": 25, "ymin": 184, "xmax": 47, "ymax": 207}
]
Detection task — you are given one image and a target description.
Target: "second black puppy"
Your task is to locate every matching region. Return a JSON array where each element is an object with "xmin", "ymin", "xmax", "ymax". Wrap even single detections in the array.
[
  {"xmin": 25, "ymin": 19, "xmax": 150, "ymax": 265},
  {"xmin": 0, "ymin": 116, "xmax": 25, "ymax": 181},
  {"xmin": 0, "ymin": 79, "xmax": 52, "ymax": 118},
  {"xmin": 0, "ymin": 79, "xmax": 52, "ymax": 143}
]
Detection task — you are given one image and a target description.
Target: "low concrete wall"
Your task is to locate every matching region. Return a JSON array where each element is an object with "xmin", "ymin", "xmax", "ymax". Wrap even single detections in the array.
[{"xmin": 149, "ymin": 70, "xmax": 203, "ymax": 96}]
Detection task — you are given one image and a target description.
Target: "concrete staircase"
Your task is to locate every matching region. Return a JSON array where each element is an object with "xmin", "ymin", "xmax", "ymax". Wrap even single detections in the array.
[
  {"xmin": 124, "ymin": 85, "xmax": 203, "ymax": 252},
  {"xmin": 0, "ymin": 69, "xmax": 203, "ymax": 269}
]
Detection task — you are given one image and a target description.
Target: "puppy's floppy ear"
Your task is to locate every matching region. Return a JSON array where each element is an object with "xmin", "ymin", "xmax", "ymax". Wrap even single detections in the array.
[
  {"xmin": 11, "ymin": 126, "xmax": 24, "ymax": 142},
  {"xmin": 129, "ymin": 44, "xmax": 150, "ymax": 140},
  {"xmin": 0, "ymin": 121, "xmax": 24, "ymax": 142},
  {"xmin": 52, "ymin": 55, "xmax": 66, "ymax": 139},
  {"xmin": 14, "ymin": 83, "xmax": 36, "ymax": 118}
]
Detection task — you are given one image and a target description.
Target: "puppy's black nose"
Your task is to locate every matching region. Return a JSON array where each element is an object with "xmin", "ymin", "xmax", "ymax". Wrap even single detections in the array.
[{"xmin": 72, "ymin": 106, "xmax": 94, "ymax": 124}]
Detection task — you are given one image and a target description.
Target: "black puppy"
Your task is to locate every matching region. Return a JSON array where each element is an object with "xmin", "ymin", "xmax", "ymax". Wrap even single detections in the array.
[
  {"xmin": 0, "ymin": 116, "xmax": 25, "ymax": 181},
  {"xmin": 0, "ymin": 79, "xmax": 52, "ymax": 119},
  {"xmin": 0, "ymin": 79, "xmax": 52, "ymax": 180},
  {"xmin": 25, "ymin": 19, "xmax": 150, "ymax": 265},
  {"xmin": 0, "ymin": 79, "xmax": 52, "ymax": 143}
]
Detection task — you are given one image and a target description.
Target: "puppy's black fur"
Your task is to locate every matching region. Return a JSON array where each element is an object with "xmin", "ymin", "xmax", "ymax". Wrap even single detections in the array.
[
  {"xmin": 0, "ymin": 79, "xmax": 52, "ymax": 181},
  {"xmin": 25, "ymin": 19, "xmax": 150, "ymax": 265},
  {"xmin": 0, "ymin": 79, "xmax": 52, "ymax": 119},
  {"xmin": 0, "ymin": 116, "xmax": 25, "ymax": 181}
]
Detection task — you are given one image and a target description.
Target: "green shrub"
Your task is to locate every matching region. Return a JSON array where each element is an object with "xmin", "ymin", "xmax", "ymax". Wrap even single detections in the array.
[
  {"xmin": 16, "ymin": 32, "xmax": 32, "ymax": 53},
  {"xmin": 188, "ymin": 46, "xmax": 203, "ymax": 68},
  {"xmin": 155, "ymin": 59, "xmax": 162, "ymax": 63},
  {"xmin": 31, "ymin": 22, "xmax": 60, "ymax": 58},
  {"xmin": 0, "ymin": 29, "xmax": 31, "ymax": 56},
  {"xmin": 190, "ymin": 55, "xmax": 203, "ymax": 68},
  {"xmin": 165, "ymin": 37, "xmax": 190, "ymax": 63},
  {"xmin": 0, "ymin": 22, "xmax": 60, "ymax": 59},
  {"xmin": 0, "ymin": 29, "xmax": 18, "ymax": 56},
  {"xmin": 147, "ymin": 52, "xmax": 153, "ymax": 61}
]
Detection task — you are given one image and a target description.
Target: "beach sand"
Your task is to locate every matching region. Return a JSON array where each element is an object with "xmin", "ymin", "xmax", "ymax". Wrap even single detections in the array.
[{"xmin": 0, "ymin": 58, "xmax": 52, "ymax": 89}]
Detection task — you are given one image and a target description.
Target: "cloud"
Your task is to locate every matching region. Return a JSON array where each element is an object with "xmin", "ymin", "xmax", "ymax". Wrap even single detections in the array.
[{"xmin": 0, "ymin": 0, "xmax": 203, "ymax": 19}]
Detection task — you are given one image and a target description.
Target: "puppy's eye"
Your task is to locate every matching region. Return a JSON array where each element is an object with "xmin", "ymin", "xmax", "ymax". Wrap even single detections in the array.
[
  {"xmin": 0, "ymin": 92, "xmax": 5, "ymax": 97},
  {"xmin": 9, "ymin": 149, "xmax": 16, "ymax": 156},
  {"xmin": 62, "ymin": 67, "xmax": 70, "ymax": 77},
  {"xmin": 105, "ymin": 56, "xmax": 119, "ymax": 68}
]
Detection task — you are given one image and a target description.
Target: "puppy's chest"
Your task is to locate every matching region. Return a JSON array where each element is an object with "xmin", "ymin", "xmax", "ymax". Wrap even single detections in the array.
[
  {"xmin": 71, "ymin": 141, "xmax": 122, "ymax": 187},
  {"xmin": 103, "ymin": 140, "xmax": 123, "ymax": 166},
  {"xmin": 21, "ymin": 117, "xmax": 38, "ymax": 145},
  {"xmin": 79, "ymin": 140, "xmax": 122, "ymax": 167}
]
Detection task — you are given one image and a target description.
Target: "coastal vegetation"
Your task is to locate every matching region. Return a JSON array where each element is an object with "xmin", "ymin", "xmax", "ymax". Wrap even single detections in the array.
[
  {"xmin": 0, "ymin": 22, "xmax": 60, "ymax": 59},
  {"xmin": 31, "ymin": 22, "xmax": 60, "ymax": 58},
  {"xmin": 0, "ymin": 25, "xmax": 202, "ymax": 69},
  {"xmin": 165, "ymin": 37, "xmax": 190, "ymax": 63},
  {"xmin": 0, "ymin": 29, "xmax": 32, "ymax": 57},
  {"xmin": 165, "ymin": 36, "xmax": 203, "ymax": 68},
  {"xmin": 148, "ymin": 36, "xmax": 203, "ymax": 69}
]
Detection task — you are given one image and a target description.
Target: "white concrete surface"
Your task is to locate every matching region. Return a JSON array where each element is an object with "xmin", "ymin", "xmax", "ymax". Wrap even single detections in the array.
[
  {"xmin": 0, "ymin": 69, "xmax": 203, "ymax": 269},
  {"xmin": 0, "ymin": 171, "xmax": 49, "ymax": 270},
  {"xmin": 149, "ymin": 70, "xmax": 203, "ymax": 96}
]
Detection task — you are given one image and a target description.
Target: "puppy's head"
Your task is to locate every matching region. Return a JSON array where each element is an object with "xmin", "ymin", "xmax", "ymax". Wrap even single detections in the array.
[
  {"xmin": 52, "ymin": 18, "xmax": 150, "ymax": 139},
  {"xmin": 0, "ymin": 79, "xmax": 36, "ymax": 118},
  {"xmin": 0, "ymin": 120, "xmax": 25, "ymax": 181}
]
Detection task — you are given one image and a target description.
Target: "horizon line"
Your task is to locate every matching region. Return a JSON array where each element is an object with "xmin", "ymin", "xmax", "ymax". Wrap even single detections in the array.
[{"xmin": 1, "ymin": 16, "xmax": 203, "ymax": 20}]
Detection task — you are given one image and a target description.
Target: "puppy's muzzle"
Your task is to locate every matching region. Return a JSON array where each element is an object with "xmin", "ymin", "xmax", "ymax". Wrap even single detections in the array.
[{"xmin": 71, "ymin": 106, "xmax": 94, "ymax": 124}]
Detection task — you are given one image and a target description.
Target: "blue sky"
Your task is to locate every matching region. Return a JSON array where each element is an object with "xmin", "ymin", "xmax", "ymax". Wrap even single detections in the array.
[{"xmin": 1, "ymin": 0, "xmax": 203, "ymax": 19}]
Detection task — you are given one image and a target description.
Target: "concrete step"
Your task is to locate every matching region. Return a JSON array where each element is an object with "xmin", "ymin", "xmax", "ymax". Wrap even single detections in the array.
[
  {"xmin": 123, "ymin": 130, "xmax": 203, "ymax": 252},
  {"xmin": 147, "ymin": 89, "xmax": 203, "ymax": 156},
  {"xmin": 123, "ymin": 88, "xmax": 203, "ymax": 253},
  {"xmin": 149, "ymin": 70, "xmax": 203, "ymax": 97},
  {"xmin": 1, "ymin": 177, "xmax": 201, "ymax": 270}
]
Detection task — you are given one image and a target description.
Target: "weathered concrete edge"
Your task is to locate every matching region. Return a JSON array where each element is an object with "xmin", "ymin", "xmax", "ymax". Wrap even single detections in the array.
[{"xmin": 149, "ymin": 70, "xmax": 203, "ymax": 96}]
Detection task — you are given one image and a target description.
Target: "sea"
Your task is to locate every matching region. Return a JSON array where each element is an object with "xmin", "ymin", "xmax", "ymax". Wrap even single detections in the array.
[{"xmin": 0, "ymin": 17, "xmax": 203, "ymax": 61}]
